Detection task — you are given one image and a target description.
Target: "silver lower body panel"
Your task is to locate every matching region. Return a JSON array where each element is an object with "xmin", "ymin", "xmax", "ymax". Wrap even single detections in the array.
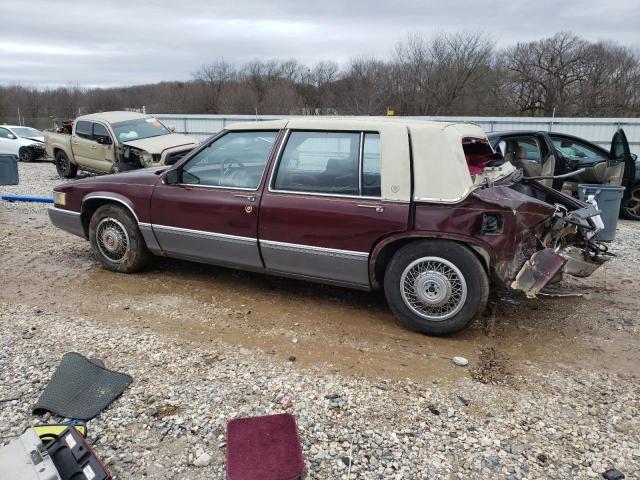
[
  {"xmin": 48, "ymin": 207, "xmax": 85, "ymax": 238},
  {"xmin": 152, "ymin": 224, "xmax": 262, "ymax": 269},
  {"xmin": 259, "ymin": 240, "xmax": 370, "ymax": 288}
]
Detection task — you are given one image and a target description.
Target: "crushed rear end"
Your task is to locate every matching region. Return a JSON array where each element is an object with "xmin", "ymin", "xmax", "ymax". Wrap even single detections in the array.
[
  {"xmin": 477, "ymin": 177, "xmax": 611, "ymax": 298},
  {"xmin": 461, "ymin": 136, "xmax": 611, "ymax": 297}
]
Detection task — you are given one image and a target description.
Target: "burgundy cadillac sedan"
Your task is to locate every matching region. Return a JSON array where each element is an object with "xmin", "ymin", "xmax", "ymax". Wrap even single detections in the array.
[{"xmin": 48, "ymin": 118, "xmax": 609, "ymax": 335}]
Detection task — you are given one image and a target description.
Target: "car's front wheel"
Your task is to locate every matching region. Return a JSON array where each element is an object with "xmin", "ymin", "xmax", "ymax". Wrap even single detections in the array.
[
  {"xmin": 384, "ymin": 240, "xmax": 489, "ymax": 335},
  {"xmin": 621, "ymin": 184, "xmax": 640, "ymax": 221},
  {"xmin": 89, "ymin": 204, "xmax": 151, "ymax": 273},
  {"xmin": 19, "ymin": 147, "xmax": 33, "ymax": 162},
  {"xmin": 54, "ymin": 151, "xmax": 78, "ymax": 178}
]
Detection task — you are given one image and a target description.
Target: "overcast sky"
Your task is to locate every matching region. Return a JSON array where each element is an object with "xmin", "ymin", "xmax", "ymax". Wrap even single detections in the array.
[{"xmin": 1, "ymin": 0, "xmax": 639, "ymax": 88}]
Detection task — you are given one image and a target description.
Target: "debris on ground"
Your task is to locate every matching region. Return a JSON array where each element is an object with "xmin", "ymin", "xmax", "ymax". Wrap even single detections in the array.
[
  {"xmin": 452, "ymin": 356, "xmax": 469, "ymax": 367},
  {"xmin": 470, "ymin": 347, "xmax": 511, "ymax": 384}
]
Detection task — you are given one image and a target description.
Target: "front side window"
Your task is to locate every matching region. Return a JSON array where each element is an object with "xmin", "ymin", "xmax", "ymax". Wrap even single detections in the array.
[
  {"xmin": 551, "ymin": 136, "xmax": 607, "ymax": 167},
  {"xmin": 111, "ymin": 118, "xmax": 170, "ymax": 142},
  {"xmin": 75, "ymin": 121, "xmax": 92, "ymax": 140},
  {"xmin": 273, "ymin": 131, "xmax": 363, "ymax": 196},
  {"xmin": 181, "ymin": 131, "xmax": 277, "ymax": 189},
  {"xmin": 0, "ymin": 127, "xmax": 13, "ymax": 139},
  {"xmin": 92, "ymin": 123, "xmax": 110, "ymax": 141}
]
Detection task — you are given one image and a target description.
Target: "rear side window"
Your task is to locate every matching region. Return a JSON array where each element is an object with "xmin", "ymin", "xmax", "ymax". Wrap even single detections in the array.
[
  {"xmin": 362, "ymin": 133, "xmax": 381, "ymax": 197},
  {"xmin": 75, "ymin": 121, "xmax": 92, "ymax": 140},
  {"xmin": 273, "ymin": 130, "xmax": 381, "ymax": 197},
  {"xmin": 462, "ymin": 137, "xmax": 500, "ymax": 175}
]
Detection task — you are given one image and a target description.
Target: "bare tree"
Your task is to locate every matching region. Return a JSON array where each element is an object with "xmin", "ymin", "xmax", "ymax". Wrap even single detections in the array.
[
  {"xmin": 192, "ymin": 59, "xmax": 236, "ymax": 113},
  {"xmin": 501, "ymin": 32, "xmax": 589, "ymax": 116}
]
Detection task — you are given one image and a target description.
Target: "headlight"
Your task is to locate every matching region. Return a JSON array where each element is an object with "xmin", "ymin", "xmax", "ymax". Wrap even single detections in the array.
[
  {"xmin": 30, "ymin": 143, "xmax": 43, "ymax": 148},
  {"xmin": 140, "ymin": 152, "xmax": 153, "ymax": 164},
  {"xmin": 53, "ymin": 191, "xmax": 66, "ymax": 207}
]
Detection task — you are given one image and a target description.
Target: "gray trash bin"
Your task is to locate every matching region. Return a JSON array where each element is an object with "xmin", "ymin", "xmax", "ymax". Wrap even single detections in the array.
[
  {"xmin": 0, "ymin": 154, "xmax": 19, "ymax": 185},
  {"xmin": 578, "ymin": 184, "xmax": 625, "ymax": 242}
]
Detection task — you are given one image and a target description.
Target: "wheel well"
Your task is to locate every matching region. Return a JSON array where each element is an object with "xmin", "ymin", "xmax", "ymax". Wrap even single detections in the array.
[
  {"xmin": 373, "ymin": 237, "xmax": 491, "ymax": 288},
  {"xmin": 80, "ymin": 199, "xmax": 136, "ymax": 236}
]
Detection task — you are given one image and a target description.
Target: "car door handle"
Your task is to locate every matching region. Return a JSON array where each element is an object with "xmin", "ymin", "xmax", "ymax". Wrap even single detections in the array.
[
  {"xmin": 90, "ymin": 145, "xmax": 97, "ymax": 149},
  {"xmin": 357, "ymin": 204, "xmax": 384, "ymax": 213},
  {"xmin": 72, "ymin": 142, "xmax": 79, "ymax": 146},
  {"xmin": 234, "ymin": 194, "xmax": 256, "ymax": 202}
]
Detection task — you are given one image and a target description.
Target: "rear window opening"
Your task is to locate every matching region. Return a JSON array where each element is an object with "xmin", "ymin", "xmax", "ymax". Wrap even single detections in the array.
[{"xmin": 462, "ymin": 137, "xmax": 503, "ymax": 175}]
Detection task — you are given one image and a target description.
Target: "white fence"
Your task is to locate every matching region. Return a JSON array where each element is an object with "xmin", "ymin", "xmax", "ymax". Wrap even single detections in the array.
[{"xmin": 154, "ymin": 114, "xmax": 640, "ymax": 155}]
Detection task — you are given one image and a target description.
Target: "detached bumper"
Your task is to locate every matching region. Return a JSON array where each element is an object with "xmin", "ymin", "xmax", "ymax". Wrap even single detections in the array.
[{"xmin": 48, "ymin": 207, "xmax": 85, "ymax": 238}]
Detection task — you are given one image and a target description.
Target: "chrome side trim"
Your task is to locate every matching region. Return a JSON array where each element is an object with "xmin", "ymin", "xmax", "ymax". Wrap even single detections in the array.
[
  {"xmin": 259, "ymin": 239, "xmax": 368, "ymax": 258},
  {"xmin": 174, "ymin": 183, "xmax": 260, "ymax": 192},
  {"xmin": 138, "ymin": 222, "xmax": 151, "ymax": 229},
  {"xmin": 151, "ymin": 224, "xmax": 256, "ymax": 245},
  {"xmin": 82, "ymin": 195, "xmax": 140, "ymax": 223}
]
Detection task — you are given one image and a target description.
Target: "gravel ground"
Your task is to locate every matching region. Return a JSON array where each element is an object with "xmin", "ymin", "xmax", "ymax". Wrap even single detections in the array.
[{"xmin": 1, "ymin": 162, "xmax": 639, "ymax": 479}]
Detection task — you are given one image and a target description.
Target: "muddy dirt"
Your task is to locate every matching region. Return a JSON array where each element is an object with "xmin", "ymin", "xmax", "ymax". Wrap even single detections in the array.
[{"xmin": 2, "ymin": 204, "xmax": 639, "ymax": 384}]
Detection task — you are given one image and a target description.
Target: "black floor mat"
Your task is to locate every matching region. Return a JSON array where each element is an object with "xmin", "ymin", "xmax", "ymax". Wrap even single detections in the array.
[{"xmin": 33, "ymin": 352, "xmax": 132, "ymax": 420}]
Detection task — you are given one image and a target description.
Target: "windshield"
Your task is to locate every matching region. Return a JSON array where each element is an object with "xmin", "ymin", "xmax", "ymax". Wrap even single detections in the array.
[
  {"xmin": 111, "ymin": 118, "xmax": 170, "ymax": 142},
  {"xmin": 11, "ymin": 127, "xmax": 43, "ymax": 138}
]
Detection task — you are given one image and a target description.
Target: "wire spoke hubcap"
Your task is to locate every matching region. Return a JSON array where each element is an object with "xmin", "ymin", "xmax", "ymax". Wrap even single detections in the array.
[
  {"xmin": 400, "ymin": 257, "xmax": 467, "ymax": 321},
  {"xmin": 96, "ymin": 218, "xmax": 129, "ymax": 262}
]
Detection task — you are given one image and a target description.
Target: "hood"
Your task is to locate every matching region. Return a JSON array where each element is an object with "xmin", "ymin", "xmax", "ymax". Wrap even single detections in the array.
[
  {"xmin": 63, "ymin": 167, "xmax": 163, "ymax": 189},
  {"xmin": 25, "ymin": 136, "xmax": 44, "ymax": 143},
  {"xmin": 121, "ymin": 133, "xmax": 197, "ymax": 153}
]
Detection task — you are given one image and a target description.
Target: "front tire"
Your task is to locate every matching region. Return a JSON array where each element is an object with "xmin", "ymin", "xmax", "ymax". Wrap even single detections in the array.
[
  {"xmin": 19, "ymin": 147, "xmax": 33, "ymax": 162},
  {"xmin": 620, "ymin": 185, "xmax": 640, "ymax": 221},
  {"xmin": 89, "ymin": 204, "xmax": 151, "ymax": 273},
  {"xmin": 383, "ymin": 240, "xmax": 489, "ymax": 335},
  {"xmin": 55, "ymin": 151, "xmax": 78, "ymax": 178}
]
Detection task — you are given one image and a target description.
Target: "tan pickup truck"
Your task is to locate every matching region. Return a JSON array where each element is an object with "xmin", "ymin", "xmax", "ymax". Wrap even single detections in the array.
[{"xmin": 44, "ymin": 111, "xmax": 197, "ymax": 178}]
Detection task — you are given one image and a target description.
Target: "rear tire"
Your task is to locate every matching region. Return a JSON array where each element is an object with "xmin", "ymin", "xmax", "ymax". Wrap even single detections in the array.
[
  {"xmin": 620, "ymin": 184, "xmax": 640, "ymax": 221},
  {"xmin": 19, "ymin": 147, "xmax": 33, "ymax": 162},
  {"xmin": 89, "ymin": 204, "xmax": 151, "ymax": 273},
  {"xmin": 383, "ymin": 240, "xmax": 489, "ymax": 335},
  {"xmin": 55, "ymin": 151, "xmax": 77, "ymax": 178}
]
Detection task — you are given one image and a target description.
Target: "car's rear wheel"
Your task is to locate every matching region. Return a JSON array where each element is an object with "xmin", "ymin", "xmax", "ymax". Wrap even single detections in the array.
[
  {"xmin": 19, "ymin": 147, "xmax": 33, "ymax": 162},
  {"xmin": 89, "ymin": 204, "xmax": 150, "ymax": 273},
  {"xmin": 383, "ymin": 240, "xmax": 489, "ymax": 335},
  {"xmin": 55, "ymin": 151, "xmax": 77, "ymax": 178},
  {"xmin": 621, "ymin": 185, "xmax": 640, "ymax": 221}
]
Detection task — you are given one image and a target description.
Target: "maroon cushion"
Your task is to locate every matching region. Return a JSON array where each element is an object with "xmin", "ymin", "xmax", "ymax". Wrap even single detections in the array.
[{"xmin": 227, "ymin": 413, "xmax": 305, "ymax": 480}]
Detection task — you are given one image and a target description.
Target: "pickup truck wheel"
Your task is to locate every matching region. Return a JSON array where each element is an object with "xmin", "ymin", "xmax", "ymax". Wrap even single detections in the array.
[
  {"xmin": 55, "ymin": 151, "xmax": 77, "ymax": 179},
  {"xmin": 384, "ymin": 240, "xmax": 489, "ymax": 335},
  {"xmin": 19, "ymin": 147, "xmax": 33, "ymax": 162},
  {"xmin": 89, "ymin": 204, "xmax": 150, "ymax": 273},
  {"xmin": 620, "ymin": 185, "xmax": 640, "ymax": 220}
]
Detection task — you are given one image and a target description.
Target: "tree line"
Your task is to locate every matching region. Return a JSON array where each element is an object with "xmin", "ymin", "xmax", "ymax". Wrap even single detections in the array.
[{"xmin": 1, "ymin": 31, "xmax": 639, "ymax": 129}]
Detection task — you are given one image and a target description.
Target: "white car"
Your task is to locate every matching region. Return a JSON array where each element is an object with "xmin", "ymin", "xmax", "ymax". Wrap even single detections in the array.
[{"xmin": 0, "ymin": 125, "xmax": 47, "ymax": 161}]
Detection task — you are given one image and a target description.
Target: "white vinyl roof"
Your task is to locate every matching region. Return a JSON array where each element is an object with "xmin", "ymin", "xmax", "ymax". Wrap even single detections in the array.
[{"xmin": 227, "ymin": 118, "xmax": 500, "ymax": 203}]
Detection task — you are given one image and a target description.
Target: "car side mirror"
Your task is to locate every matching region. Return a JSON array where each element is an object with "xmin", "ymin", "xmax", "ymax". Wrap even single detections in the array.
[
  {"xmin": 7, "ymin": 133, "xmax": 16, "ymax": 139},
  {"xmin": 96, "ymin": 136, "xmax": 112, "ymax": 145},
  {"xmin": 164, "ymin": 168, "xmax": 180, "ymax": 185},
  {"xmin": 168, "ymin": 125, "xmax": 176, "ymax": 133}
]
